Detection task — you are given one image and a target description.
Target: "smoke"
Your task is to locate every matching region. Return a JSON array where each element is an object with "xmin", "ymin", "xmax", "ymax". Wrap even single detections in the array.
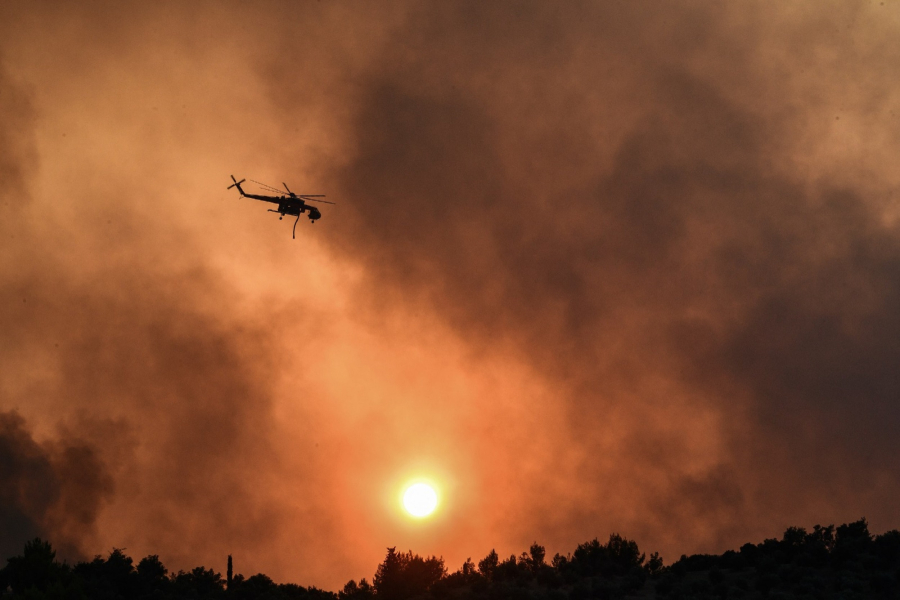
[
  {"xmin": 0, "ymin": 38, "xmax": 334, "ymax": 578},
  {"xmin": 2, "ymin": 0, "xmax": 900, "ymax": 589},
  {"xmin": 0, "ymin": 411, "xmax": 118, "ymax": 561},
  {"xmin": 301, "ymin": 0, "xmax": 900, "ymax": 552}
]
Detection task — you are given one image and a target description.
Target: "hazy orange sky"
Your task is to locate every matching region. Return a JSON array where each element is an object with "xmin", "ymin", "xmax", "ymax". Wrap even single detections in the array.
[{"xmin": 3, "ymin": 0, "xmax": 900, "ymax": 590}]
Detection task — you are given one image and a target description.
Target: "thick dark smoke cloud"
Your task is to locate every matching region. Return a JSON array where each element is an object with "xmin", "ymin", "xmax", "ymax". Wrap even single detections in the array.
[
  {"xmin": 0, "ymin": 411, "xmax": 114, "ymax": 561},
  {"xmin": 0, "ymin": 40, "xmax": 331, "ymax": 578},
  {"xmin": 294, "ymin": 1, "xmax": 900, "ymax": 551},
  {"xmin": 0, "ymin": 210, "xmax": 316, "ymax": 573},
  {"xmin": 0, "ymin": 59, "xmax": 114, "ymax": 561},
  {"xmin": 3, "ymin": 0, "xmax": 900, "ymax": 589}
]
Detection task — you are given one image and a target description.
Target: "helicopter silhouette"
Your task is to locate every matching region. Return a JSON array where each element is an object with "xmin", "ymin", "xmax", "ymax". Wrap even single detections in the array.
[{"xmin": 228, "ymin": 175, "xmax": 333, "ymax": 238}]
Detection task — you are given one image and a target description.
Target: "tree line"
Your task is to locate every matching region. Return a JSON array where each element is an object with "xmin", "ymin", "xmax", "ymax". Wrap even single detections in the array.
[{"xmin": 3, "ymin": 518, "xmax": 899, "ymax": 599}]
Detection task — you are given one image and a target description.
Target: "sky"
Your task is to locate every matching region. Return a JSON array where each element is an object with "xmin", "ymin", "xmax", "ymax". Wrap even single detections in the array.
[{"xmin": 2, "ymin": 0, "xmax": 900, "ymax": 590}]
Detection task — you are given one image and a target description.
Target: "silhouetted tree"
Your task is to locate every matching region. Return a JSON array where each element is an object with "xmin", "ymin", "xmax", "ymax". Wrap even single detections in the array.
[
  {"xmin": 550, "ymin": 552, "xmax": 568, "ymax": 570},
  {"xmin": 525, "ymin": 543, "xmax": 545, "ymax": 574},
  {"xmin": 605, "ymin": 534, "xmax": 645, "ymax": 573},
  {"xmin": 280, "ymin": 583, "xmax": 340, "ymax": 600},
  {"xmin": 228, "ymin": 572, "xmax": 277, "ymax": 599},
  {"xmin": 373, "ymin": 548, "xmax": 445, "ymax": 600},
  {"xmin": 135, "ymin": 553, "xmax": 169, "ymax": 597},
  {"xmin": 492, "ymin": 554, "xmax": 520, "ymax": 582},
  {"xmin": 72, "ymin": 547, "xmax": 140, "ymax": 600},
  {"xmin": 476, "ymin": 550, "xmax": 498, "ymax": 581},
  {"xmin": 107, "ymin": 548, "xmax": 138, "ymax": 595},
  {"xmin": 340, "ymin": 577, "xmax": 375, "ymax": 600},
  {"xmin": 458, "ymin": 558, "xmax": 476, "ymax": 578},
  {"xmin": 565, "ymin": 534, "xmax": 644, "ymax": 578},
  {"xmin": 873, "ymin": 529, "xmax": 900, "ymax": 568},
  {"xmin": 645, "ymin": 552, "xmax": 663, "ymax": 575},
  {"xmin": 172, "ymin": 566, "xmax": 226, "ymax": 599},
  {"xmin": 137, "ymin": 554, "xmax": 167, "ymax": 581},
  {"xmin": 433, "ymin": 557, "xmax": 485, "ymax": 597},
  {"xmin": 0, "ymin": 538, "xmax": 69, "ymax": 595},
  {"xmin": 6, "ymin": 518, "xmax": 900, "ymax": 600},
  {"xmin": 833, "ymin": 517, "xmax": 872, "ymax": 566}
]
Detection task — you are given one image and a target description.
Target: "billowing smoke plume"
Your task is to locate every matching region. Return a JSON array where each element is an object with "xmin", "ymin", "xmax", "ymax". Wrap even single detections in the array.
[
  {"xmin": 302, "ymin": 1, "xmax": 900, "ymax": 551},
  {"xmin": 0, "ymin": 49, "xmax": 332, "ymax": 578},
  {"xmin": 0, "ymin": 410, "xmax": 113, "ymax": 561},
  {"xmin": 1, "ymin": 0, "xmax": 900, "ymax": 589}
]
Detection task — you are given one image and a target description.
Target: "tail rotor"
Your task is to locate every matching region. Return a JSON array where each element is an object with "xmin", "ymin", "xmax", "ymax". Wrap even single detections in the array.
[{"xmin": 227, "ymin": 175, "xmax": 246, "ymax": 194}]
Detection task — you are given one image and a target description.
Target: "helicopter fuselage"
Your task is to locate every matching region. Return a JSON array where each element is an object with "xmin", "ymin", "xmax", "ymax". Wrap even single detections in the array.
[{"xmin": 243, "ymin": 193, "xmax": 321, "ymax": 221}]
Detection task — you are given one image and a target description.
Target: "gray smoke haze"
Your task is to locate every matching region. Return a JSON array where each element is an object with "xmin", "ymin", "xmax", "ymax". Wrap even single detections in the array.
[
  {"xmin": 0, "ymin": 410, "xmax": 113, "ymax": 561},
  {"xmin": 305, "ymin": 1, "xmax": 900, "ymax": 550},
  {"xmin": 2, "ymin": 0, "xmax": 900, "ymax": 589},
  {"xmin": 0, "ymin": 36, "xmax": 338, "ymax": 579}
]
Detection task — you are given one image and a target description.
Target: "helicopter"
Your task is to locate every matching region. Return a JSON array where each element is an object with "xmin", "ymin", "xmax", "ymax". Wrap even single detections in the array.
[{"xmin": 227, "ymin": 175, "xmax": 333, "ymax": 238}]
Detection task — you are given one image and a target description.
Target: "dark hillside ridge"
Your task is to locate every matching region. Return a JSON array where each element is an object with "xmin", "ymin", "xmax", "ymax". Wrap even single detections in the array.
[{"xmin": 2, "ymin": 518, "xmax": 898, "ymax": 599}]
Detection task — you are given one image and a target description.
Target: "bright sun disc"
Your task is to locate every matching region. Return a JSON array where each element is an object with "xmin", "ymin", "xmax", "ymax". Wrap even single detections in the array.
[{"xmin": 403, "ymin": 483, "xmax": 438, "ymax": 517}]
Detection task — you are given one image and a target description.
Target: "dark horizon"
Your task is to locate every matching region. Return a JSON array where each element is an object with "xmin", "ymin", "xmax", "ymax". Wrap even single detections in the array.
[{"xmin": 4, "ymin": 517, "xmax": 898, "ymax": 599}]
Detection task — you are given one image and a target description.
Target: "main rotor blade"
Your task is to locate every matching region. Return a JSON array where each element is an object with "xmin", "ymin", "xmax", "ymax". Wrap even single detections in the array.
[
  {"xmin": 250, "ymin": 179, "xmax": 284, "ymax": 193},
  {"xmin": 302, "ymin": 197, "xmax": 335, "ymax": 205}
]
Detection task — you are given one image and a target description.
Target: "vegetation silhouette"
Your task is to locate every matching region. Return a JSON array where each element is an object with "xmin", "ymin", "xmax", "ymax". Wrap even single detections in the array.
[{"xmin": 3, "ymin": 518, "xmax": 900, "ymax": 599}]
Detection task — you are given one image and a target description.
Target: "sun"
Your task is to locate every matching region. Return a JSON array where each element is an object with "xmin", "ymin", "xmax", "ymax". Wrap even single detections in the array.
[{"xmin": 402, "ymin": 483, "xmax": 438, "ymax": 518}]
